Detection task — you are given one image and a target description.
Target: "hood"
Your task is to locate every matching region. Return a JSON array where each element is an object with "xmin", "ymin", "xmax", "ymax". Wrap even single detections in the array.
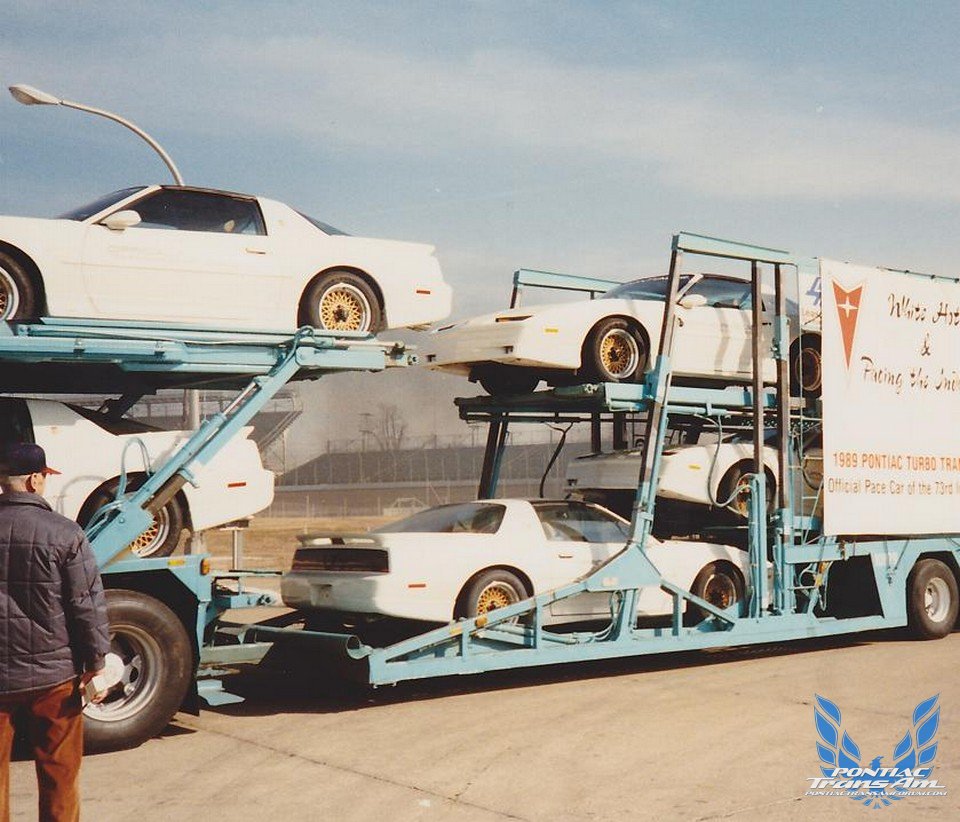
[{"xmin": 436, "ymin": 295, "xmax": 669, "ymax": 332}]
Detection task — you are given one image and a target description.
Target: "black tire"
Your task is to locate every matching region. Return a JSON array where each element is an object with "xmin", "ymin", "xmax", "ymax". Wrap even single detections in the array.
[
  {"xmin": 688, "ymin": 562, "xmax": 745, "ymax": 623},
  {"xmin": 791, "ymin": 334, "xmax": 822, "ymax": 399},
  {"xmin": 300, "ymin": 270, "xmax": 383, "ymax": 333},
  {"xmin": 83, "ymin": 589, "xmax": 194, "ymax": 753},
  {"xmin": 717, "ymin": 463, "xmax": 776, "ymax": 520},
  {"xmin": 456, "ymin": 569, "xmax": 528, "ymax": 620},
  {"xmin": 78, "ymin": 478, "xmax": 185, "ymax": 559},
  {"xmin": 474, "ymin": 364, "xmax": 541, "ymax": 397},
  {"xmin": 581, "ymin": 317, "xmax": 647, "ymax": 383},
  {"xmin": 906, "ymin": 559, "xmax": 959, "ymax": 640},
  {"xmin": 0, "ymin": 250, "xmax": 38, "ymax": 321}
]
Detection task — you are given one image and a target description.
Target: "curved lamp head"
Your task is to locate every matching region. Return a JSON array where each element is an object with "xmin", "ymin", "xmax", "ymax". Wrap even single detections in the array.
[{"xmin": 9, "ymin": 84, "xmax": 62, "ymax": 106}]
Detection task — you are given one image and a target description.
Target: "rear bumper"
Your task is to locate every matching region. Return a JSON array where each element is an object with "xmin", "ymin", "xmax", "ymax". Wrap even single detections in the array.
[{"xmin": 423, "ymin": 323, "xmax": 579, "ymax": 372}]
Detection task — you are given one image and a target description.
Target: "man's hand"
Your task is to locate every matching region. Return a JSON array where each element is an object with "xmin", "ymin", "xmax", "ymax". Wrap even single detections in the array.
[{"xmin": 81, "ymin": 668, "xmax": 109, "ymax": 704}]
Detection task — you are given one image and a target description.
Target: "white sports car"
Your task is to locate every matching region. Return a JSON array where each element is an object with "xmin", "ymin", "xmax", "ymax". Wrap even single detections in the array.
[
  {"xmin": 0, "ymin": 185, "xmax": 451, "ymax": 333},
  {"xmin": 280, "ymin": 498, "xmax": 750, "ymax": 625},
  {"xmin": 0, "ymin": 397, "xmax": 274, "ymax": 557},
  {"xmin": 566, "ymin": 432, "xmax": 823, "ymax": 521},
  {"xmin": 424, "ymin": 272, "xmax": 821, "ymax": 396}
]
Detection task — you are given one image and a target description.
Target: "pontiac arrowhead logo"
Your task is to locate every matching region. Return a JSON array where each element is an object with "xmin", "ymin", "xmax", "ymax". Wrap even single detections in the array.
[{"xmin": 832, "ymin": 280, "xmax": 864, "ymax": 368}]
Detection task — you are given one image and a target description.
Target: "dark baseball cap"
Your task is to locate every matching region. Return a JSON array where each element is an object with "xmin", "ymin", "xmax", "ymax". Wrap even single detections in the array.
[{"xmin": 0, "ymin": 442, "xmax": 61, "ymax": 476}]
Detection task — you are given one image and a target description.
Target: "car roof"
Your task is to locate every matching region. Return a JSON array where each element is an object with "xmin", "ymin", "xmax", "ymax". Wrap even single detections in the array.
[{"xmin": 155, "ymin": 184, "xmax": 260, "ymax": 202}]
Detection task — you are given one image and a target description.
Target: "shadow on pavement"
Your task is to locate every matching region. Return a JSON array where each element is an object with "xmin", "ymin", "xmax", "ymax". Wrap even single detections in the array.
[{"xmin": 205, "ymin": 627, "xmax": 911, "ymax": 719}]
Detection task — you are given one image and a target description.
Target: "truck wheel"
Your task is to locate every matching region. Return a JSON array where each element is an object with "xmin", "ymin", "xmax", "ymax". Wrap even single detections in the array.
[
  {"xmin": 0, "ymin": 250, "xmax": 38, "ymax": 321},
  {"xmin": 84, "ymin": 589, "xmax": 193, "ymax": 753},
  {"xmin": 907, "ymin": 559, "xmax": 959, "ymax": 640}
]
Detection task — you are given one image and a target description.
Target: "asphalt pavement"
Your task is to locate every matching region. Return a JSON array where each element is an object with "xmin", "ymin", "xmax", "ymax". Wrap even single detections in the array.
[{"xmin": 7, "ymin": 630, "xmax": 959, "ymax": 821}]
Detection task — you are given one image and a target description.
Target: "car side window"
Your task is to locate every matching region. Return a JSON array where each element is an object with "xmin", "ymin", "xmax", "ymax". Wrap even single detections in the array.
[
  {"xmin": 120, "ymin": 189, "xmax": 266, "ymax": 235},
  {"xmin": 0, "ymin": 398, "xmax": 35, "ymax": 444},
  {"xmin": 687, "ymin": 278, "xmax": 752, "ymax": 309},
  {"xmin": 535, "ymin": 503, "xmax": 628, "ymax": 542}
]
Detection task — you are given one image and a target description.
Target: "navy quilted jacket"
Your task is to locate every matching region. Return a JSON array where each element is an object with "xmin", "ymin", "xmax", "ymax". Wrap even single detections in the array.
[{"xmin": 0, "ymin": 491, "xmax": 111, "ymax": 694}]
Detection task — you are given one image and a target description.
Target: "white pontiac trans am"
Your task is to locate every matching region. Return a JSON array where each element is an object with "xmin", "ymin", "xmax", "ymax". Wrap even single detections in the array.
[
  {"xmin": 424, "ymin": 272, "xmax": 821, "ymax": 397},
  {"xmin": 280, "ymin": 499, "xmax": 750, "ymax": 626},
  {"xmin": 0, "ymin": 397, "xmax": 274, "ymax": 557},
  {"xmin": 566, "ymin": 431, "xmax": 824, "ymax": 522},
  {"xmin": 0, "ymin": 185, "xmax": 451, "ymax": 333}
]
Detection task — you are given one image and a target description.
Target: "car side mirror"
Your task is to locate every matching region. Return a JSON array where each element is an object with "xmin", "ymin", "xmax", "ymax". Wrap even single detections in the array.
[
  {"xmin": 101, "ymin": 210, "xmax": 142, "ymax": 231},
  {"xmin": 678, "ymin": 293, "xmax": 708, "ymax": 309}
]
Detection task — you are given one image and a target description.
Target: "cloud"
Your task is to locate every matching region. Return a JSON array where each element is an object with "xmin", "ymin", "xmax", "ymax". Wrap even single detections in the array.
[
  {"xmin": 6, "ymin": 15, "xmax": 960, "ymax": 207},
  {"xmin": 167, "ymin": 34, "xmax": 960, "ymax": 203}
]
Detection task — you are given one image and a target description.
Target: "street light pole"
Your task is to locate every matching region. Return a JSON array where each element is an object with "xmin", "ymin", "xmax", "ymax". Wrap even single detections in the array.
[
  {"xmin": 8, "ymin": 84, "xmax": 184, "ymax": 185},
  {"xmin": 9, "ymin": 82, "xmax": 200, "ymax": 427}
]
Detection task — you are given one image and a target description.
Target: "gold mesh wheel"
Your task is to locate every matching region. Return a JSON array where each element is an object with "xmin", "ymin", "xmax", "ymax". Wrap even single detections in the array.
[
  {"xmin": 689, "ymin": 561, "xmax": 744, "ymax": 623},
  {"xmin": 318, "ymin": 282, "xmax": 372, "ymax": 332},
  {"xmin": 702, "ymin": 571, "xmax": 738, "ymax": 610},
  {"xmin": 475, "ymin": 582, "xmax": 521, "ymax": 615},
  {"xmin": 127, "ymin": 507, "xmax": 171, "ymax": 558},
  {"xmin": 0, "ymin": 267, "xmax": 20, "ymax": 320},
  {"xmin": 599, "ymin": 328, "xmax": 640, "ymax": 378}
]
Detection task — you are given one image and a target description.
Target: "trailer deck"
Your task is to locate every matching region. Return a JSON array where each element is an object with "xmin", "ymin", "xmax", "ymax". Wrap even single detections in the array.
[{"xmin": 214, "ymin": 232, "xmax": 960, "ymax": 689}]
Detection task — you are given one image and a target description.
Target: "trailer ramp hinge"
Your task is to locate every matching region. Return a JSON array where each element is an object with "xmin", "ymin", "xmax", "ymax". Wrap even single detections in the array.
[
  {"xmin": 633, "ymin": 508, "xmax": 655, "ymax": 525},
  {"xmin": 179, "ymin": 466, "xmax": 199, "ymax": 488}
]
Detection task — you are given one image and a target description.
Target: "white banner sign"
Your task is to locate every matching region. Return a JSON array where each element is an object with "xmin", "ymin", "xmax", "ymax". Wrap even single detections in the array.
[{"xmin": 821, "ymin": 259, "xmax": 960, "ymax": 535}]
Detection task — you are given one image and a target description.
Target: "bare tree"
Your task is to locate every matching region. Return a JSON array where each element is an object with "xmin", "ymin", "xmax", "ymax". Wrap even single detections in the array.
[{"xmin": 373, "ymin": 403, "xmax": 407, "ymax": 451}]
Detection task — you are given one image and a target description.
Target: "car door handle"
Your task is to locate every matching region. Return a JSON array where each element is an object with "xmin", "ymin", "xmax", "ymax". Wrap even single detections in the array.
[
  {"xmin": 557, "ymin": 553, "xmax": 574, "ymax": 559},
  {"xmin": 245, "ymin": 247, "xmax": 267, "ymax": 255}
]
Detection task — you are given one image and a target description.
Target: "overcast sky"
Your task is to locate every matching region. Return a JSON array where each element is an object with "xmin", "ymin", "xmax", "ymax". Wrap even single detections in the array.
[{"xmin": 3, "ymin": 1, "xmax": 960, "ymax": 458}]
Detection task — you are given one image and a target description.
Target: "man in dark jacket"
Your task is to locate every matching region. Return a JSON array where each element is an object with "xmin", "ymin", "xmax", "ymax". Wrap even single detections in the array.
[{"xmin": 0, "ymin": 442, "xmax": 112, "ymax": 822}]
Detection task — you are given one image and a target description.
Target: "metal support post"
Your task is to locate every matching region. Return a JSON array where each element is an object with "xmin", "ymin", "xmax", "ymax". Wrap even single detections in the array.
[
  {"xmin": 590, "ymin": 414, "xmax": 602, "ymax": 452},
  {"xmin": 612, "ymin": 412, "xmax": 627, "ymax": 451},
  {"xmin": 629, "ymin": 245, "xmax": 684, "ymax": 544},
  {"xmin": 773, "ymin": 262, "xmax": 794, "ymax": 614},
  {"xmin": 749, "ymin": 260, "xmax": 769, "ymax": 617},
  {"xmin": 478, "ymin": 414, "xmax": 509, "ymax": 498},
  {"xmin": 232, "ymin": 528, "xmax": 245, "ymax": 570}
]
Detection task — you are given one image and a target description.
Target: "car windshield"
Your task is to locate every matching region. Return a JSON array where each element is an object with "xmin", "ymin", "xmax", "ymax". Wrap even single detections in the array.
[
  {"xmin": 374, "ymin": 502, "xmax": 506, "ymax": 534},
  {"xmin": 602, "ymin": 275, "xmax": 693, "ymax": 301},
  {"xmin": 295, "ymin": 209, "xmax": 350, "ymax": 236},
  {"xmin": 58, "ymin": 187, "xmax": 146, "ymax": 221}
]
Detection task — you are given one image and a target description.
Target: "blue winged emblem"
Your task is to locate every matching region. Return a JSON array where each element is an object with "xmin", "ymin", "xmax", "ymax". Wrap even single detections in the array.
[{"xmin": 814, "ymin": 694, "xmax": 940, "ymax": 809}]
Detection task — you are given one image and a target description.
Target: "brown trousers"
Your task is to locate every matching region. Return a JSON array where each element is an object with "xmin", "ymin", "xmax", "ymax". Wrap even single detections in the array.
[{"xmin": 0, "ymin": 679, "xmax": 83, "ymax": 822}]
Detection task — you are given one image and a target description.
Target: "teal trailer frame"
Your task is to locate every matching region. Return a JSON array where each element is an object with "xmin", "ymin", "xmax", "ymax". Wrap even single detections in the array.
[
  {"xmin": 0, "ymin": 319, "xmax": 411, "ymax": 711},
  {"xmin": 265, "ymin": 232, "xmax": 960, "ymax": 686}
]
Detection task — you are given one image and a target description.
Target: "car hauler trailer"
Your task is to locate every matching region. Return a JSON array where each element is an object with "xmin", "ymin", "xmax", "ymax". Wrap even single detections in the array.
[
  {"xmin": 231, "ymin": 231, "xmax": 960, "ymax": 688},
  {"xmin": 0, "ymin": 318, "xmax": 410, "ymax": 750}
]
